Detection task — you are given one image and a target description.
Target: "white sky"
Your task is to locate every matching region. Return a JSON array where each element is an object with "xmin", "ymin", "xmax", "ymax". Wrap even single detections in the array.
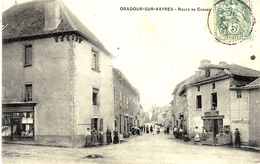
[{"xmin": 2, "ymin": 0, "xmax": 260, "ymax": 111}]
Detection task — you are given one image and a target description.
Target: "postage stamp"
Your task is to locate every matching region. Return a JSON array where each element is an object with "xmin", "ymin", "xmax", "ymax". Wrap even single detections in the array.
[{"xmin": 211, "ymin": 0, "xmax": 254, "ymax": 45}]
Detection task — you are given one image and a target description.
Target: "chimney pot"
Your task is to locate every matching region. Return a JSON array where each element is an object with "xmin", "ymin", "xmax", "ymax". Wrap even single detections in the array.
[
  {"xmin": 200, "ymin": 59, "xmax": 211, "ymax": 67},
  {"xmin": 219, "ymin": 61, "xmax": 227, "ymax": 66}
]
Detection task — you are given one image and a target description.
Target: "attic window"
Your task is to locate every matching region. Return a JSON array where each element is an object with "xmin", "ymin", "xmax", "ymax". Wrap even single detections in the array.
[{"xmin": 206, "ymin": 70, "xmax": 210, "ymax": 77}]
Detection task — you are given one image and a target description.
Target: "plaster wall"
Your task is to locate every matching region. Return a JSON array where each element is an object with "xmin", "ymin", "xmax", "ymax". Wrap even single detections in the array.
[
  {"xmin": 187, "ymin": 79, "xmax": 231, "ymax": 134},
  {"xmin": 249, "ymin": 88, "xmax": 260, "ymax": 146},
  {"xmin": 74, "ymin": 40, "xmax": 114, "ymax": 145},
  {"xmin": 2, "ymin": 38, "xmax": 73, "ymax": 146}
]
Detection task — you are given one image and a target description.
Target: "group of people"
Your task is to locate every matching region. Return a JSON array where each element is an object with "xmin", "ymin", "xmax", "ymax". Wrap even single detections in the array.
[
  {"xmin": 85, "ymin": 128, "xmax": 119, "ymax": 147},
  {"xmin": 173, "ymin": 126, "xmax": 185, "ymax": 139}
]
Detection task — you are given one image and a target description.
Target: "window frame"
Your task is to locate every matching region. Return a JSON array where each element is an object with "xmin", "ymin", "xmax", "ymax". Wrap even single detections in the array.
[
  {"xmin": 92, "ymin": 48, "xmax": 100, "ymax": 71},
  {"xmin": 212, "ymin": 83, "xmax": 215, "ymax": 89},
  {"xmin": 92, "ymin": 88, "xmax": 99, "ymax": 105},
  {"xmin": 196, "ymin": 95, "xmax": 202, "ymax": 109},
  {"xmin": 24, "ymin": 44, "xmax": 33, "ymax": 67},
  {"xmin": 237, "ymin": 90, "xmax": 242, "ymax": 98},
  {"xmin": 211, "ymin": 92, "xmax": 217, "ymax": 109},
  {"xmin": 197, "ymin": 86, "xmax": 200, "ymax": 92},
  {"xmin": 24, "ymin": 83, "xmax": 33, "ymax": 102},
  {"xmin": 206, "ymin": 69, "xmax": 210, "ymax": 77}
]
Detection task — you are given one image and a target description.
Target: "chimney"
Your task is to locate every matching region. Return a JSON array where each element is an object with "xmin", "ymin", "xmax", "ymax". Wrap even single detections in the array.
[
  {"xmin": 44, "ymin": 0, "xmax": 61, "ymax": 31},
  {"xmin": 219, "ymin": 61, "xmax": 227, "ymax": 66},
  {"xmin": 200, "ymin": 59, "xmax": 211, "ymax": 67},
  {"xmin": 195, "ymin": 71, "xmax": 201, "ymax": 78}
]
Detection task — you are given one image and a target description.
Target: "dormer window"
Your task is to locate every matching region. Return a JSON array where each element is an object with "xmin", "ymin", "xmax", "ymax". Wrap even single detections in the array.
[{"xmin": 206, "ymin": 69, "xmax": 210, "ymax": 77}]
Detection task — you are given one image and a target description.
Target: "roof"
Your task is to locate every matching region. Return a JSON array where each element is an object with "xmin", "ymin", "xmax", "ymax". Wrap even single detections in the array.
[
  {"xmin": 244, "ymin": 77, "xmax": 260, "ymax": 89},
  {"xmin": 172, "ymin": 75, "xmax": 196, "ymax": 95},
  {"xmin": 173, "ymin": 63, "xmax": 260, "ymax": 94},
  {"xmin": 199, "ymin": 64, "xmax": 260, "ymax": 77},
  {"xmin": 2, "ymin": 0, "xmax": 114, "ymax": 57},
  {"xmin": 113, "ymin": 68, "xmax": 139, "ymax": 95}
]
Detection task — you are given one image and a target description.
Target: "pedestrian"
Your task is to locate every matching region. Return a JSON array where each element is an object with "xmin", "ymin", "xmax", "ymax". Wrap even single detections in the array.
[
  {"xmin": 157, "ymin": 126, "xmax": 160, "ymax": 134},
  {"xmin": 173, "ymin": 126, "xmax": 177, "ymax": 138},
  {"xmin": 193, "ymin": 126, "xmax": 200, "ymax": 142},
  {"xmin": 201, "ymin": 127, "xmax": 207, "ymax": 141},
  {"xmin": 85, "ymin": 128, "xmax": 91, "ymax": 147},
  {"xmin": 99, "ymin": 130, "xmax": 104, "ymax": 145},
  {"xmin": 179, "ymin": 127, "xmax": 183, "ymax": 139},
  {"xmin": 113, "ymin": 128, "xmax": 119, "ymax": 144},
  {"xmin": 146, "ymin": 125, "xmax": 149, "ymax": 134},
  {"xmin": 166, "ymin": 126, "xmax": 170, "ymax": 135},
  {"xmin": 234, "ymin": 128, "xmax": 241, "ymax": 147},
  {"xmin": 91, "ymin": 128, "xmax": 98, "ymax": 146},
  {"xmin": 150, "ymin": 125, "xmax": 153, "ymax": 134},
  {"xmin": 106, "ymin": 128, "xmax": 112, "ymax": 144}
]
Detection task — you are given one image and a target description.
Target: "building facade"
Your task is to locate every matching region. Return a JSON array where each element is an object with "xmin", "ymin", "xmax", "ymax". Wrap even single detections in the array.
[
  {"xmin": 171, "ymin": 60, "xmax": 260, "ymax": 146},
  {"xmin": 113, "ymin": 68, "xmax": 142, "ymax": 134},
  {"xmin": 2, "ymin": 0, "xmax": 114, "ymax": 147}
]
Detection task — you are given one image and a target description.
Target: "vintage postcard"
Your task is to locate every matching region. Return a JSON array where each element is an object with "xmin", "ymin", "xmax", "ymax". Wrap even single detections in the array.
[{"xmin": 1, "ymin": 0, "xmax": 260, "ymax": 163}]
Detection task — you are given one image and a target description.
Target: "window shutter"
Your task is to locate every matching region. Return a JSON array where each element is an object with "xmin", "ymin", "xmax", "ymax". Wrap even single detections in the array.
[
  {"xmin": 91, "ymin": 118, "xmax": 94, "ymax": 130},
  {"xmin": 100, "ymin": 118, "xmax": 103, "ymax": 131}
]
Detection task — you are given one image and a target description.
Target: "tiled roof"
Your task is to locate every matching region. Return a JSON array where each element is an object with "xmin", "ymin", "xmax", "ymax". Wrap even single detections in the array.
[
  {"xmin": 227, "ymin": 64, "xmax": 260, "ymax": 77},
  {"xmin": 172, "ymin": 75, "xmax": 196, "ymax": 95},
  {"xmin": 244, "ymin": 77, "xmax": 260, "ymax": 88},
  {"xmin": 199, "ymin": 64, "xmax": 260, "ymax": 77},
  {"xmin": 173, "ymin": 63, "xmax": 260, "ymax": 93},
  {"xmin": 191, "ymin": 70, "xmax": 229, "ymax": 85},
  {"xmin": 2, "ymin": 0, "xmax": 113, "ymax": 57}
]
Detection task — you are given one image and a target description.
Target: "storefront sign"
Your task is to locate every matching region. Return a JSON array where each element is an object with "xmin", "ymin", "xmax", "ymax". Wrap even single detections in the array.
[
  {"xmin": 204, "ymin": 111, "xmax": 219, "ymax": 116},
  {"xmin": 2, "ymin": 106, "xmax": 34, "ymax": 113}
]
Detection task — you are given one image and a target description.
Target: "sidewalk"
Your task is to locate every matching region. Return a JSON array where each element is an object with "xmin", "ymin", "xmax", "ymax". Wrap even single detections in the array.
[{"xmin": 168, "ymin": 130, "xmax": 260, "ymax": 152}]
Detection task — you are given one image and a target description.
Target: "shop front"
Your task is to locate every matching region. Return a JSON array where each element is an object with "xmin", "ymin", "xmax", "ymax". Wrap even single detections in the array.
[
  {"xmin": 201, "ymin": 111, "xmax": 231, "ymax": 145},
  {"xmin": 2, "ymin": 102, "xmax": 37, "ymax": 141}
]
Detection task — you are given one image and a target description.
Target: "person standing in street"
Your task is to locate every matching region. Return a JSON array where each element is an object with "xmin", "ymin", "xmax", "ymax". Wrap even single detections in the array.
[
  {"xmin": 150, "ymin": 125, "xmax": 153, "ymax": 134},
  {"xmin": 85, "ymin": 128, "xmax": 91, "ymax": 147},
  {"xmin": 234, "ymin": 128, "xmax": 241, "ymax": 147},
  {"xmin": 173, "ymin": 126, "xmax": 178, "ymax": 138},
  {"xmin": 166, "ymin": 126, "xmax": 170, "ymax": 135},
  {"xmin": 113, "ymin": 128, "xmax": 119, "ymax": 144},
  {"xmin": 91, "ymin": 128, "xmax": 98, "ymax": 146},
  {"xmin": 146, "ymin": 125, "xmax": 149, "ymax": 134},
  {"xmin": 193, "ymin": 126, "xmax": 200, "ymax": 142},
  {"xmin": 106, "ymin": 128, "xmax": 112, "ymax": 144}
]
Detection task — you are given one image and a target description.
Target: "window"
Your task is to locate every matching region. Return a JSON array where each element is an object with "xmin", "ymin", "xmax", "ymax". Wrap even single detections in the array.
[
  {"xmin": 196, "ymin": 95, "xmax": 202, "ymax": 109},
  {"xmin": 212, "ymin": 83, "xmax": 215, "ymax": 89},
  {"xmin": 197, "ymin": 86, "xmax": 200, "ymax": 92},
  {"xmin": 211, "ymin": 93, "xmax": 217, "ymax": 109},
  {"xmin": 237, "ymin": 90, "xmax": 242, "ymax": 98},
  {"xmin": 92, "ymin": 50, "xmax": 99, "ymax": 70},
  {"xmin": 24, "ymin": 44, "xmax": 32, "ymax": 66},
  {"xmin": 25, "ymin": 84, "xmax": 32, "ymax": 102},
  {"xmin": 206, "ymin": 69, "xmax": 210, "ymax": 77},
  {"xmin": 92, "ymin": 88, "xmax": 99, "ymax": 105}
]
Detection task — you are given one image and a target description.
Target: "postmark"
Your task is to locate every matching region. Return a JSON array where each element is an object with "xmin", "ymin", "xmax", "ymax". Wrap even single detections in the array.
[{"xmin": 208, "ymin": 0, "xmax": 254, "ymax": 45}]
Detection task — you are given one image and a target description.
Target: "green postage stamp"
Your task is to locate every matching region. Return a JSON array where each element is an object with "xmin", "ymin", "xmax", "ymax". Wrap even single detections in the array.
[{"xmin": 212, "ymin": 0, "xmax": 254, "ymax": 44}]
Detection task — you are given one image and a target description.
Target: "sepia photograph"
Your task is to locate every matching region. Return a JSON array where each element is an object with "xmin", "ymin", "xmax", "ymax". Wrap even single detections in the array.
[{"xmin": 1, "ymin": 0, "xmax": 260, "ymax": 163}]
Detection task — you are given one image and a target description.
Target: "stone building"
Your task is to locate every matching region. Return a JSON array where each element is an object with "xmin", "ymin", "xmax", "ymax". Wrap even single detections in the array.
[
  {"xmin": 171, "ymin": 60, "xmax": 260, "ymax": 146},
  {"xmin": 2, "ymin": 0, "xmax": 114, "ymax": 147},
  {"xmin": 113, "ymin": 68, "xmax": 142, "ymax": 134}
]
